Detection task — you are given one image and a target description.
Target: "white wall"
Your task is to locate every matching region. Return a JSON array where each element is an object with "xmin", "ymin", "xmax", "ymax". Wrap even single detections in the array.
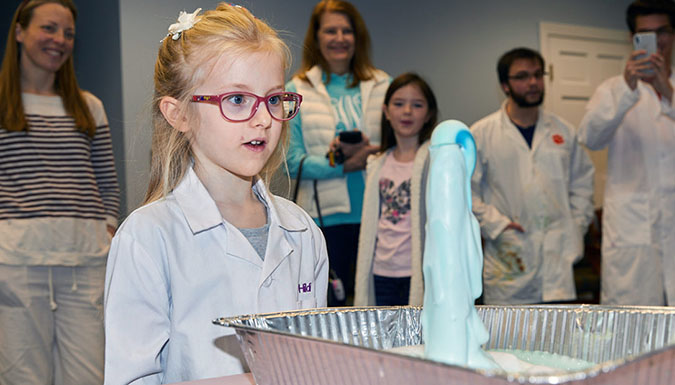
[{"xmin": 119, "ymin": 0, "xmax": 632, "ymax": 215}]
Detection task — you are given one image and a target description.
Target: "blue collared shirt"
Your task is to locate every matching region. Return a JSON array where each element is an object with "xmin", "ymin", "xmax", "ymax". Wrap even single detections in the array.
[{"xmin": 104, "ymin": 167, "xmax": 328, "ymax": 384}]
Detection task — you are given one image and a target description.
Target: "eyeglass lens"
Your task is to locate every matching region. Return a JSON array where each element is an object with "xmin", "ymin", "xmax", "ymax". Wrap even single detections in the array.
[
  {"xmin": 221, "ymin": 93, "xmax": 299, "ymax": 121},
  {"xmin": 510, "ymin": 71, "xmax": 546, "ymax": 81}
]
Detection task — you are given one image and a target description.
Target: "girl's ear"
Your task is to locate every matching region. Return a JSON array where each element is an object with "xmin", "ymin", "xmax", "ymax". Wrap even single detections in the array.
[
  {"xmin": 382, "ymin": 103, "xmax": 391, "ymax": 121},
  {"xmin": 159, "ymin": 96, "xmax": 189, "ymax": 133},
  {"xmin": 425, "ymin": 109, "xmax": 433, "ymax": 124}
]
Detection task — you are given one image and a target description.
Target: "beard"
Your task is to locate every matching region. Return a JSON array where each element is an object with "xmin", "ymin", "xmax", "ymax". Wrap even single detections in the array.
[{"xmin": 507, "ymin": 85, "xmax": 544, "ymax": 108}]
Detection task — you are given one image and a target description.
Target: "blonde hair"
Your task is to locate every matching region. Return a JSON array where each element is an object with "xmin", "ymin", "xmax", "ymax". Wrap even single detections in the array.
[
  {"xmin": 0, "ymin": 0, "xmax": 96, "ymax": 136},
  {"xmin": 144, "ymin": 3, "xmax": 292, "ymax": 204}
]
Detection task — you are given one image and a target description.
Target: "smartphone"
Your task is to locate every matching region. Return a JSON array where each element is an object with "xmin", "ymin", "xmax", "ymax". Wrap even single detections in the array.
[
  {"xmin": 339, "ymin": 131, "xmax": 363, "ymax": 144},
  {"xmin": 633, "ymin": 32, "xmax": 657, "ymax": 73}
]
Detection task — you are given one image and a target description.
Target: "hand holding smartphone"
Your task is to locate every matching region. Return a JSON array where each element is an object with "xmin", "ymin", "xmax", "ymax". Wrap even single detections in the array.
[
  {"xmin": 338, "ymin": 131, "xmax": 363, "ymax": 144},
  {"xmin": 633, "ymin": 32, "xmax": 657, "ymax": 74},
  {"xmin": 326, "ymin": 131, "xmax": 364, "ymax": 167}
]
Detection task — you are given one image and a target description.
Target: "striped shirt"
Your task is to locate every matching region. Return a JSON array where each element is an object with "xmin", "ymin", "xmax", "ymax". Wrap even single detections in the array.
[{"xmin": 0, "ymin": 92, "xmax": 120, "ymax": 266}]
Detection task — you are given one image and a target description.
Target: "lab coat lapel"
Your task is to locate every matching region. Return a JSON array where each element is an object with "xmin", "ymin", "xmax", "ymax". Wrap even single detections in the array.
[
  {"xmin": 260, "ymin": 226, "xmax": 293, "ymax": 282},
  {"xmin": 530, "ymin": 111, "xmax": 550, "ymax": 156},
  {"xmin": 499, "ymin": 106, "xmax": 530, "ymax": 152},
  {"xmin": 173, "ymin": 167, "xmax": 264, "ymax": 269},
  {"xmin": 174, "ymin": 167, "xmax": 225, "ymax": 233},
  {"xmin": 255, "ymin": 180, "xmax": 308, "ymax": 283},
  {"xmin": 222, "ymin": 221, "xmax": 264, "ymax": 268}
]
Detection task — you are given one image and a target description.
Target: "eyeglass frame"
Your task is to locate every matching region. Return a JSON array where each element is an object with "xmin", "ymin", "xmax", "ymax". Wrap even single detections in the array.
[
  {"xmin": 507, "ymin": 70, "xmax": 548, "ymax": 82},
  {"xmin": 191, "ymin": 91, "xmax": 303, "ymax": 122}
]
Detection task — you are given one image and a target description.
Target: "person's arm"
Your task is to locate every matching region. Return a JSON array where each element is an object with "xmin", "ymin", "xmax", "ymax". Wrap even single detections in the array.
[
  {"xmin": 648, "ymin": 54, "xmax": 675, "ymax": 120},
  {"xmin": 469, "ymin": 129, "xmax": 513, "ymax": 240},
  {"xmin": 567, "ymin": 131, "xmax": 595, "ymax": 238},
  {"xmin": 285, "ymin": 82, "xmax": 344, "ymax": 181},
  {"xmin": 658, "ymin": 86, "xmax": 675, "ymax": 120},
  {"xmin": 578, "ymin": 74, "xmax": 641, "ymax": 151},
  {"xmin": 87, "ymin": 97, "xmax": 121, "ymax": 233},
  {"xmin": 104, "ymin": 230, "xmax": 169, "ymax": 385}
]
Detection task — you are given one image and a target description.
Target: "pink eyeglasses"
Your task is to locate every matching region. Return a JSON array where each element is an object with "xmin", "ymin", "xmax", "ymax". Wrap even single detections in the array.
[{"xmin": 191, "ymin": 91, "xmax": 302, "ymax": 122}]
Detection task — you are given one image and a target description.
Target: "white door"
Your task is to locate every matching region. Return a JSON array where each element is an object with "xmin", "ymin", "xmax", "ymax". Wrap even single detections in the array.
[{"xmin": 540, "ymin": 22, "xmax": 632, "ymax": 208}]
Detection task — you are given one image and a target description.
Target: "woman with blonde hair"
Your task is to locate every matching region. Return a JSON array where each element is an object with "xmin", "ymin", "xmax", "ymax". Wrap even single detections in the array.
[
  {"xmin": 287, "ymin": 0, "xmax": 390, "ymax": 306},
  {"xmin": 0, "ymin": 0, "xmax": 120, "ymax": 383}
]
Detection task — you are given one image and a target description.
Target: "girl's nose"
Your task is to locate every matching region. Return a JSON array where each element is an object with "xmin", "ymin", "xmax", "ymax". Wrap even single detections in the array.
[{"xmin": 250, "ymin": 101, "xmax": 272, "ymax": 128}]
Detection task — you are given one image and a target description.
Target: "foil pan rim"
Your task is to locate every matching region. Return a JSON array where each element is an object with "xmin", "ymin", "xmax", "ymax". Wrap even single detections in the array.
[{"xmin": 212, "ymin": 305, "xmax": 675, "ymax": 384}]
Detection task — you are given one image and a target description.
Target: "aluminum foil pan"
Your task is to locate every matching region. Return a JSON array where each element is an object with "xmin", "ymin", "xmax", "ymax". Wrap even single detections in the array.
[{"xmin": 213, "ymin": 305, "xmax": 675, "ymax": 384}]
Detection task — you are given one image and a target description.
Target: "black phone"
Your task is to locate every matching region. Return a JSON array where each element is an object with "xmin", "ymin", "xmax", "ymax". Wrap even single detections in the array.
[{"xmin": 339, "ymin": 131, "xmax": 363, "ymax": 144}]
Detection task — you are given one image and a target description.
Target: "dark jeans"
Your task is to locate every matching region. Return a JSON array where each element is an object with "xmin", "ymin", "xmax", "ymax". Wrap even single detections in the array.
[
  {"xmin": 322, "ymin": 223, "xmax": 360, "ymax": 306},
  {"xmin": 374, "ymin": 275, "xmax": 411, "ymax": 306}
]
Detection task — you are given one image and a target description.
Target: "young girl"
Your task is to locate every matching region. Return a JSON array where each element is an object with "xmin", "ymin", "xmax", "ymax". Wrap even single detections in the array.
[
  {"xmin": 354, "ymin": 73, "xmax": 438, "ymax": 307},
  {"xmin": 103, "ymin": 4, "xmax": 328, "ymax": 383}
]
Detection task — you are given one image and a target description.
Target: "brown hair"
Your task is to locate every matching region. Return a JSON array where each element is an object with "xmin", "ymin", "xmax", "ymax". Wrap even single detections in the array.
[
  {"xmin": 296, "ymin": 0, "xmax": 375, "ymax": 87},
  {"xmin": 0, "ymin": 0, "xmax": 96, "ymax": 137},
  {"xmin": 497, "ymin": 47, "xmax": 545, "ymax": 86},
  {"xmin": 626, "ymin": 0, "xmax": 675, "ymax": 34},
  {"xmin": 380, "ymin": 73, "xmax": 438, "ymax": 152},
  {"xmin": 144, "ymin": 3, "xmax": 292, "ymax": 204}
]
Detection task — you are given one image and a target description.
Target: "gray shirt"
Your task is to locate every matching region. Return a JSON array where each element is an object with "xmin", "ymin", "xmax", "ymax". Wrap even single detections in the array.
[{"xmin": 239, "ymin": 223, "xmax": 270, "ymax": 260}]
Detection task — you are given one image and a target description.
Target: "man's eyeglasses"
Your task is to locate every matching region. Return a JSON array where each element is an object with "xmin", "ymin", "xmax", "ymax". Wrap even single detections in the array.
[
  {"xmin": 508, "ymin": 71, "xmax": 548, "ymax": 82},
  {"xmin": 191, "ymin": 91, "xmax": 302, "ymax": 122}
]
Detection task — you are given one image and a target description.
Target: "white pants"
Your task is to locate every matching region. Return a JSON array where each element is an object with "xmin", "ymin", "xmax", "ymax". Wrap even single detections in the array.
[{"xmin": 0, "ymin": 264, "xmax": 105, "ymax": 385}]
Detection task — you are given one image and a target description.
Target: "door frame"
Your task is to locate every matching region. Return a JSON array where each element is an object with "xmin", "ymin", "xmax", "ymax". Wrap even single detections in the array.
[{"xmin": 539, "ymin": 22, "xmax": 630, "ymax": 112}]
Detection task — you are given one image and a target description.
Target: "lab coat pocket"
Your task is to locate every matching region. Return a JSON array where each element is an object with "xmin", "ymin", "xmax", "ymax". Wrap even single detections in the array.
[
  {"xmin": 297, "ymin": 297, "xmax": 317, "ymax": 309},
  {"xmin": 537, "ymin": 148, "xmax": 568, "ymax": 182},
  {"xmin": 544, "ymin": 220, "xmax": 582, "ymax": 263},
  {"xmin": 541, "ymin": 222, "xmax": 579, "ymax": 300},
  {"xmin": 603, "ymin": 195, "xmax": 650, "ymax": 247},
  {"xmin": 486, "ymin": 229, "xmax": 527, "ymax": 281}
]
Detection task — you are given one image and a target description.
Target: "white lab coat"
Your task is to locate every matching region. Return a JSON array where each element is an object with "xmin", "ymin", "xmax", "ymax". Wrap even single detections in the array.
[
  {"xmin": 471, "ymin": 104, "xmax": 595, "ymax": 304},
  {"xmin": 578, "ymin": 74, "xmax": 675, "ymax": 306},
  {"xmin": 104, "ymin": 168, "xmax": 329, "ymax": 384}
]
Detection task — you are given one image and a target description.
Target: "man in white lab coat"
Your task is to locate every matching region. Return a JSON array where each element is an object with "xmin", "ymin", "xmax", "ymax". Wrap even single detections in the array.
[
  {"xmin": 471, "ymin": 48, "xmax": 595, "ymax": 305},
  {"xmin": 578, "ymin": 0, "xmax": 675, "ymax": 306}
]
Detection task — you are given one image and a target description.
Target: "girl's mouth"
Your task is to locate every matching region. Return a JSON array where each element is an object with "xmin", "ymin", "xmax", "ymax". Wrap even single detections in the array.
[{"xmin": 244, "ymin": 139, "xmax": 266, "ymax": 152}]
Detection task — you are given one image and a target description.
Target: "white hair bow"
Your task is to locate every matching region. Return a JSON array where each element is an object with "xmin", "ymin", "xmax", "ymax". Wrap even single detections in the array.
[{"xmin": 167, "ymin": 8, "xmax": 202, "ymax": 41}]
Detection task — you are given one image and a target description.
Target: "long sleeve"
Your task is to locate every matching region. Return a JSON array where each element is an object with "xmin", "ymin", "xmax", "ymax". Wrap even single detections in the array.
[
  {"xmin": 470, "ymin": 131, "xmax": 510, "ymax": 241},
  {"xmin": 285, "ymin": 81, "xmax": 344, "ymax": 180},
  {"xmin": 91, "ymin": 123, "xmax": 120, "ymax": 227},
  {"xmin": 104, "ymin": 231, "xmax": 169, "ymax": 385},
  {"xmin": 578, "ymin": 76, "xmax": 640, "ymax": 150},
  {"xmin": 567, "ymin": 133, "xmax": 595, "ymax": 234},
  {"xmin": 658, "ymin": 94, "xmax": 675, "ymax": 120},
  {"xmin": 353, "ymin": 154, "xmax": 383, "ymax": 306},
  {"xmin": 87, "ymin": 94, "xmax": 120, "ymax": 228}
]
